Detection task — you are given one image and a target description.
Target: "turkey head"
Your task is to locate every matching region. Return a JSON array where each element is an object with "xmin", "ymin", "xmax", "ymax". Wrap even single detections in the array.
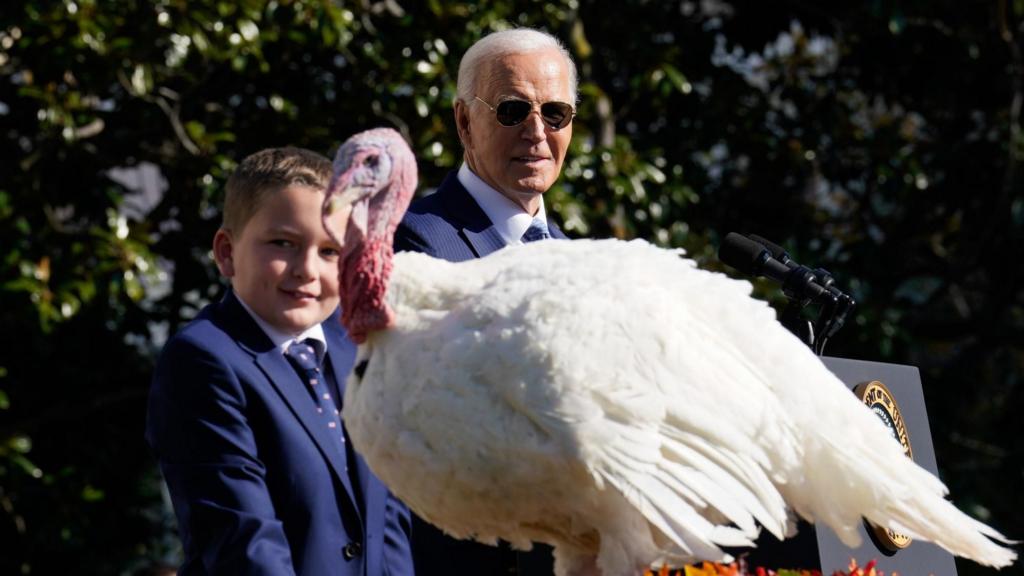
[{"xmin": 323, "ymin": 128, "xmax": 418, "ymax": 343}]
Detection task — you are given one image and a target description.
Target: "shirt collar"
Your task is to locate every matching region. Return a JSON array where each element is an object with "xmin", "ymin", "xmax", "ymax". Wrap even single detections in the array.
[
  {"xmin": 458, "ymin": 163, "xmax": 548, "ymax": 246},
  {"xmin": 235, "ymin": 292, "xmax": 328, "ymax": 361}
]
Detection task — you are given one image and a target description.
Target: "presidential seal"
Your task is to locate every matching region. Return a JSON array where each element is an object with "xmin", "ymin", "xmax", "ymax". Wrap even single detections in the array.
[{"xmin": 854, "ymin": 380, "xmax": 913, "ymax": 551}]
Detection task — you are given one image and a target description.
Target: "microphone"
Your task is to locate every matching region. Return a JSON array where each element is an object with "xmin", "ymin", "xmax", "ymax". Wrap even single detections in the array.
[
  {"xmin": 718, "ymin": 232, "xmax": 830, "ymax": 303},
  {"xmin": 747, "ymin": 234, "xmax": 839, "ymax": 294},
  {"xmin": 746, "ymin": 234, "xmax": 795, "ymax": 267},
  {"xmin": 720, "ymin": 232, "xmax": 857, "ymax": 355}
]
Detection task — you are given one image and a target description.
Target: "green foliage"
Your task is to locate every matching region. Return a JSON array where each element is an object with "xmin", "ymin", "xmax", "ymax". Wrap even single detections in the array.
[{"xmin": 1, "ymin": 1, "xmax": 1021, "ymax": 574}]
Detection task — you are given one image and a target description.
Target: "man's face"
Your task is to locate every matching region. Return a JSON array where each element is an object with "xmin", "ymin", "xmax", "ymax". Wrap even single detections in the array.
[
  {"xmin": 457, "ymin": 47, "xmax": 573, "ymax": 213},
  {"xmin": 214, "ymin": 185, "xmax": 342, "ymax": 335}
]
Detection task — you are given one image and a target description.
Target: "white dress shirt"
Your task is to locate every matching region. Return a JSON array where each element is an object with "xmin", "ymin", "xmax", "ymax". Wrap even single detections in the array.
[{"xmin": 458, "ymin": 163, "xmax": 549, "ymax": 246}]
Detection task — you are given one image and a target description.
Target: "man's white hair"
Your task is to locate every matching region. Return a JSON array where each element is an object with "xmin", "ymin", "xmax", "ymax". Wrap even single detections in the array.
[{"xmin": 456, "ymin": 28, "xmax": 578, "ymax": 105}]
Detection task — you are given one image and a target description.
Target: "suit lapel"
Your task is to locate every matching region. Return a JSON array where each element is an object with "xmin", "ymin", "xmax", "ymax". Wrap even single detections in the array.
[
  {"xmin": 548, "ymin": 219, "xmax": 568, "ymax": 240},
  {"xmin": 256, "ymin": 347, "xmax": 362, "ymax": 517},
  {"xmin": 464, "ymin": 211, "xmax": 568, "ymax": 252},
  {"xmin": 353, "ymin": 445, "xmax": 386, "ymax": 556},
  {"xmin": 435, "ymin": 172, "xmax": 508, "ymax": 258},
  {"xmin": 219, "ymin": 293, "xmax": 363, "ymax": 521},
  {"xmin": 324, "ymin": 317, "xmax": 386, "ymax": 530},
  {"xmin": 462, "ymin": 227, "xmax": 507, "ymax": 258},
  {"xmin": 435, "ymin": 170, "xmax": 570, "ymax": 254}
]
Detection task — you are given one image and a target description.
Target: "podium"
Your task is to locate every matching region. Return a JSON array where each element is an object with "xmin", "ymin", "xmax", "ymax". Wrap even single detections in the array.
[{"xmin": 742, "ymin": 357, "xmax": 959, "ymax": 575}]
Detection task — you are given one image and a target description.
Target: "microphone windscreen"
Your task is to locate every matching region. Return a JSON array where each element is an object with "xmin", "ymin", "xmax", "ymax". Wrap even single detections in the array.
[
  {"xmin": 718, "ymin": 232, "xmax": 769, "ymax": 276},
  {"xmin": 747, "ymin": 234, "xmax": 787, "ymax": 259}
]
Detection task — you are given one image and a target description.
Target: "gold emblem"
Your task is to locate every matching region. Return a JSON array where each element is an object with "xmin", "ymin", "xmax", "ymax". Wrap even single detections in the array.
[{"xmin": 854, "ymin": 380, "xmax": 913, "ymax": 551}]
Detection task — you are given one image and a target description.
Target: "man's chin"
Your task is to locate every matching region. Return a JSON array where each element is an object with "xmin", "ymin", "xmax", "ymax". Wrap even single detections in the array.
[
  {"xmin": 509, "ymin": 175, "xmax": 554, "ymax": 196},
  {"xmin": 503, "ymin": 170, "xmax": 552, "ymax": 190}
]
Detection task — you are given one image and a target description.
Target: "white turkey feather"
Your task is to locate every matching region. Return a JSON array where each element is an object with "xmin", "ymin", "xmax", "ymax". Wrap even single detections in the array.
[
  {"xmin": 342, "ymin": 239, "xmax": 1012, "ymax": 575},
  {"xmin": 325, "ymin": 128, "xmax": 1016, "ymax": 576}
]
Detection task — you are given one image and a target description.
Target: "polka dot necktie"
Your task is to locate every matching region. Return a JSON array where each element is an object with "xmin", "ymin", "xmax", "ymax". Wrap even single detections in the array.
[
  {"xmin": 521, "ymin": 218, "xmax": 551, "ymax": 243},
  {"xmin": 285, "ymin": 338, "xmax": 346, "ymax": 466}
]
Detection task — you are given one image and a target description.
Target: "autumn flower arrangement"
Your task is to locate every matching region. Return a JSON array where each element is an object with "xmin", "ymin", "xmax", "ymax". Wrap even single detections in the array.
[{"xmin": 643, "ymin": 559, "xmax": 896, "ymax": 576}]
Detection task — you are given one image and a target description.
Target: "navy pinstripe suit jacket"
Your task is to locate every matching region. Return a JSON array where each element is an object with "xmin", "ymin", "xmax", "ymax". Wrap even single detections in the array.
[
  {"xmin": 393, "ymin": 170, "xmax": 563, "ymax": 575},
  {"xmin": 395, "ymin": 170, "xmax": 567, "ymax": 260}
]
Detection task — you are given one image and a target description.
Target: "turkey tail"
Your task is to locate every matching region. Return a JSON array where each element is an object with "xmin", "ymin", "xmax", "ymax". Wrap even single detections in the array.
[{"xmin": 779, "ymin": 373, "xmax": 1017, "ymax": 568}]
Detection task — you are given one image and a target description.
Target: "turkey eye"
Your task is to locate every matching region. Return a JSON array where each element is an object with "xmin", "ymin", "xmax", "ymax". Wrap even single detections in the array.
[{"xmin": 365, "ymin": 154, "xmax": 379, "ymax": 169}]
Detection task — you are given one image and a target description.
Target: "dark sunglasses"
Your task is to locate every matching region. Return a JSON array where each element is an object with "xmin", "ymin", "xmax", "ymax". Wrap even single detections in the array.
[{"xmin": 474, "ymin": 96, "xmax": 576, "ymax": 130}]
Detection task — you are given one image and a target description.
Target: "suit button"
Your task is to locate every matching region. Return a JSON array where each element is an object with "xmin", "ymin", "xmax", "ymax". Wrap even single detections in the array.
[{"xmin": 342, "ymin": 542, "xmax": 362, "ymax": 559}]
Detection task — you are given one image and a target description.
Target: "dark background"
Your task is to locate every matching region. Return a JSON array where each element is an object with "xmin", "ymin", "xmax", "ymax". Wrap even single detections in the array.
[{"xmin": 1, "ymin": 1, "xmax": 1020, "ymax": 574}]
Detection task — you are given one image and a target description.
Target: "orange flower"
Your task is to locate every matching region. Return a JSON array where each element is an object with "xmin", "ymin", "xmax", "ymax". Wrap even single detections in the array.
[
  {"xmin": 640, "ymin": 558, "xmax": 890, "ymax": 576},
  {"xmin": 684, "ymin": 562, "xmax": 719, "ymax": 576}
]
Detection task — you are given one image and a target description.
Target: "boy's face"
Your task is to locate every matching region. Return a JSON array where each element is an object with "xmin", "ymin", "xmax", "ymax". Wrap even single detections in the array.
[{"xmin": 214, "ymin": 185, "xmax": 342, "ymax": 335}]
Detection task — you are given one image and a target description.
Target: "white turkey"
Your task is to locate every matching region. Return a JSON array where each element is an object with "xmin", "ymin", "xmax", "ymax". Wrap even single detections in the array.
[{"xmin": 321, "ymin": 127, "xmax": 1016, "ymax": 576}]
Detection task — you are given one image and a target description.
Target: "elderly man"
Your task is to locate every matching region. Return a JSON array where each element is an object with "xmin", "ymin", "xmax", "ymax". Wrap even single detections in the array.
[
  {"xmin": 395, "ymin": 27, "xmax": 576, "ymax": 258},
  {"xmin": 394, "ymin": 27, "xmax": 577, "ymax": 576}
]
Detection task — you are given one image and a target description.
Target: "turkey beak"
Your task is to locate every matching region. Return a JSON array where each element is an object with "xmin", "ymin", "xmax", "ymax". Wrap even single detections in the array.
[
  {"xmin": 323, "ymin": 191, "xmax": 353, "ymax": 248},
  {"xmin": 324, "ymin": 185, "xmax": 370, "ymax": 250}
]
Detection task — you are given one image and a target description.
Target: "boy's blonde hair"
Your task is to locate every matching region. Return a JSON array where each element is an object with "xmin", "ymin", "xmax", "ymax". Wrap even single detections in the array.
[{"xmin": 223, "ymin": 146, "xmax": 333, "ymax": 234}]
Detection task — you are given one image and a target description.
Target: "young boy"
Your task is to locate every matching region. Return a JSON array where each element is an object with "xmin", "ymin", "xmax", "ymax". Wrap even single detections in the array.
[{"xmin": 146, "ymin": 147, "xmax": 415, "ymax": 576}]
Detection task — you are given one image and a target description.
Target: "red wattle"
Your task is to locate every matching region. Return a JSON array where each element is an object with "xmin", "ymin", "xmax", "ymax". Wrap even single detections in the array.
[{"xmin": 340, "ymin": 238, "xmax": 395, "ymax": 343}]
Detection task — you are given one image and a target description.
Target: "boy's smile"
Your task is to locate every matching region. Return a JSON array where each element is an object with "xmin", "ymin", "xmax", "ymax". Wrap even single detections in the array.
[{"xmin": 214, "ymin": 184, "xmax": 342, "ymax": 335}]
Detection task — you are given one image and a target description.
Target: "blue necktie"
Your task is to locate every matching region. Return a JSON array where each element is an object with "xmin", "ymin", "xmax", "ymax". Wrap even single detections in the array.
[
  {"xmin": 285, "ymin": 339, "xmax": 347, "ymax": 465},
  {"xmin": 521, "ymin": 218, "xmax": 551, "ymax": 243}
]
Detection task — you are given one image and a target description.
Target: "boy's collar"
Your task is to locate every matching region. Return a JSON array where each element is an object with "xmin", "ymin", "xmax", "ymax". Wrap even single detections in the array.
[{"xmin": 234, "ymin": 291, "xmax": 328, "ymax": 359}]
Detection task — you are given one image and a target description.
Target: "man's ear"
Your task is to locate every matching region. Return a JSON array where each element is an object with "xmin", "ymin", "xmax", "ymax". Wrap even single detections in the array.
[
  {"xmin": 454, "ymin": 100, "xmax": 473, "ymax": 150},
  {"xmin": 212, "ymin": 229, "xmax": 235, "ymax": 277}
]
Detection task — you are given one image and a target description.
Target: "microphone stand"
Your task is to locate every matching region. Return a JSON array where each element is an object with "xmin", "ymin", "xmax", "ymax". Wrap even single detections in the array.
[
  {"xmin": 780, "ymin": 299, "xmax": 816, "ymax": 351},
  {"xmin": 718, "ymin": 232, "xmax": 856, "ymax": 356},
  {"xmin": 746, "ymin": 236, "xmax": 856, "ymax": 356},
  {"xmin": 778, "ymin": 272, "xmax": 855, "ymax": 356},
  {"xmin": 813, "ymin": 289, "xmax": 855, "ymax": 356}
]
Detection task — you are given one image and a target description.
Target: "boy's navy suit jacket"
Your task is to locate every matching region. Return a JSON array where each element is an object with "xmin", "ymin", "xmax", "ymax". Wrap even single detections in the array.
[{"xmin": 147, "ymin": 290, "xmax": 414, "ymax": 576}]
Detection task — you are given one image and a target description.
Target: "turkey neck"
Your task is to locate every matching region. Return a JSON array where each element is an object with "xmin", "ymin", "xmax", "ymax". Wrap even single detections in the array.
[{"xmin": 340, "ymin": 237, "xmax": 396, "ymax": 344}]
